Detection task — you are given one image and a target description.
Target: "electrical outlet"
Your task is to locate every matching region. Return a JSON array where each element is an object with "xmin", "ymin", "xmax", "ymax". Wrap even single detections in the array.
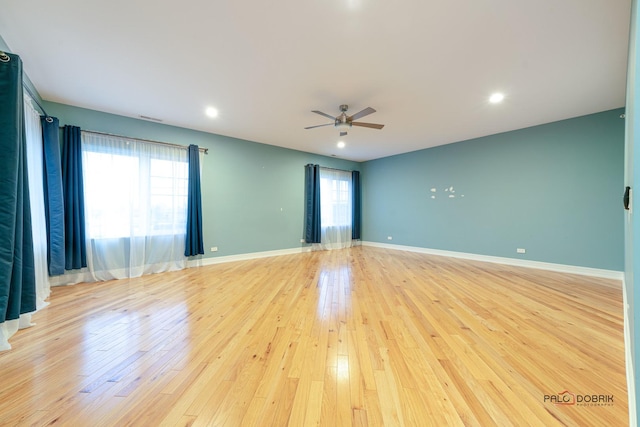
[
  {"xmin": 300, "ymin": 239, "xmax": 305, "ymax": 243},
  {"xmin": 387, "ymin": 236, "xmax": 393, "ymax": 240},
  {"xmin": 210, "ymin": 247, "xmax": 218, "ymax": 252},
  {"xmin": 516, "ymin": 248, "xmax": 526, "ymax": 254}
]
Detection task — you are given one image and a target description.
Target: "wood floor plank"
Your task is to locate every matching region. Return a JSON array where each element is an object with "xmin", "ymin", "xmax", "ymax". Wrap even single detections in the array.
[{"xmin": 0, "ymin": 246, "xmax": 628, "ymax": 426}]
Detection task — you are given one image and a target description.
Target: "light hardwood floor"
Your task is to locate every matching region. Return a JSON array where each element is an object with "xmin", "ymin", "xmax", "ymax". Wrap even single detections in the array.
[{"xmin": 0, "ymin": 246, "xmax": 628, "ymax": 426}]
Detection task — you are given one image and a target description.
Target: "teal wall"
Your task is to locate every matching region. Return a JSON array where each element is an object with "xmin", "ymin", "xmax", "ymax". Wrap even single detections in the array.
[
  {"xmin": 625, "ymin": 0, "xmax": 639, "ymax": 419},
  {"xmin": 43, "ymin": 101, "xmax": 359, "ymax": 258},
  {"xmin": 44, "ymin": 101, "xmax": 626, "ymax": 270},
  {"xmin": 362, "ymin": 109, "xmax": 625, "ymax": 271}
]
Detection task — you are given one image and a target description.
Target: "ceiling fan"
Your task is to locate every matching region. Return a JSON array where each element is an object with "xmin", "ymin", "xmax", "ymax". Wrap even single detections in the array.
[{"xmin": 305, "ymin": 104, "xmax": 385, "ymax": 136}]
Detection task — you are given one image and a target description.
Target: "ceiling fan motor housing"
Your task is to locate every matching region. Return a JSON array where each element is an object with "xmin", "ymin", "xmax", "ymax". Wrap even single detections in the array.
[
  {"xmin": 336, "ymin": 105, "xmax": 351, "ymax": 126},
  {"xmin": 336, "ymin": 115, "xmax": 351, "ymax": 126}
]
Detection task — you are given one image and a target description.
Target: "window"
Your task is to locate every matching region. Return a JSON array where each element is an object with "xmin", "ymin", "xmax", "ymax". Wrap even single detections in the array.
[
  {"xmin": 149, "ymin": 158, "xmax": 188, "ymax": 235},
  {"xmin": 80, "ymin": 132, "xmax": 190, "ymax": 280},
  {"xmin": 82, "ymin": 138, "xmax": 188, "ymax": 239},
  {"xmin": 319, "ymin": 167, "xmax": 353, "ymax": 249},
  {"xmin": 320, "ymin": 173, "xmax": 351, "ymax": 227}
]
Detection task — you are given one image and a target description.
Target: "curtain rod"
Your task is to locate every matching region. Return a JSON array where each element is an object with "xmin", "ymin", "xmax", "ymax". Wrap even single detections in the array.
[
  {"xmin": 22, "ymin": 80, "xmax": 50, "ymax": 118},
  {"xmin": 77, "ymin": 129, "xmax": 209, "ymax": 154},
  {"xmin": 309, "ymin": 164, "xmax": 356, "ymax": 173}
]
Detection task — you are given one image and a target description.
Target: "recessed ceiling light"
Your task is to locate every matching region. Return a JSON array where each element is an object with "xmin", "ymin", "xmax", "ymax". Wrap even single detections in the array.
[
  {"xmin": 337, "ymin": 141, "xmax": 346, "ymax": 149},
  {"xmin": 205, "ymin": 107, "xmax": 218, "ymax": 118},
  {"xmin": 489, "ymin": 93, "xmax": 505, "ymax": 104}
]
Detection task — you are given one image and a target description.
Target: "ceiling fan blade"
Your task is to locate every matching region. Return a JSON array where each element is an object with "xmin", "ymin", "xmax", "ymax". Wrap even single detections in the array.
[
  {"xmin": 340, "ymin": 131, "xmax": 348, "ymax": 137},
  {"xmin": 312, "ymin": 110, "xmax": 336, "ymax": 120},
  {"xmin": 349, "ymin": 107, "xmax": 376, "ymax": 121},
  {"xmin": 304, "ymin": 123, "xmax": 334, "ymax": 129},
  {"xmin": 352, "ymin": 122, "xmax": 384, "ymax": 129}
]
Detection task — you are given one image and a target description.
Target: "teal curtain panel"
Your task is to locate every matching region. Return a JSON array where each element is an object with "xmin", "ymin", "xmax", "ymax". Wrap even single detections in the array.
[
  {"xmin": 0, "ymin": 51, "xmax": 37, "ymax": 322},
  {"xmin": 61, "ymin": 125, "xmax": 86, "ymax": 270},
  {"xmin": 185, "ymin": 144, "xmax": 204, "ymax": 256},
  {"xmin": 41, "ymin": 116, "xmax": 65, "ymax": 276},
  {"xmin": 304, "ymin": 164, "xmax": 321, "ymax": 244},
  {"xmin": 351, "ymin": 170, "xmax": 361, "ymax": 240}
]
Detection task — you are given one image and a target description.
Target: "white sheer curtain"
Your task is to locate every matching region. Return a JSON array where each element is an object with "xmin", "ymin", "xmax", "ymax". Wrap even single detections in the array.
[
  {"xmin": 80, "ymin": 132, "xmax": 189, "ymax": 281},
  {"xmin": 317, "ymin": 167, "xmax": 353, "ymax": 250},
  {"xmin": 1, "ymin": 94, "xmax": 51, "ymax": 351},
  {"xmin": 24, "ymin": 95, "xmax": 50, "ymax": 308}
]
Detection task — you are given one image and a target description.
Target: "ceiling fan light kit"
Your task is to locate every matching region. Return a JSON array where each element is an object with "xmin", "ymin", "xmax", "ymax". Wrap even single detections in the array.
[{"xmin": 305, "ymin": 104, "xmax": 384, "ymax": 136}]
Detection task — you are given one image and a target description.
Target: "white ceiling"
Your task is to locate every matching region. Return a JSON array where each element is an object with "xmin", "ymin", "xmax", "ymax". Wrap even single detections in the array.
[{"xmin": 0, "ymin": 1, "xmax": 632, "ymax": 162}]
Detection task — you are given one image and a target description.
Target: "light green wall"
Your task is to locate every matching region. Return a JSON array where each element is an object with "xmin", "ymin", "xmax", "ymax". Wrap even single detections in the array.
[
  {"xmin": 362, "ymin": 109, "xmax": 625, "ymax": 271},
  {"xmin": 625, "ymin": 0, "xmax": 639, "ymax": 418},
  {"xmin": 46, "ymin": 100, "xmax": 625, "ymax": 269},
  {"xmin": 43, "ymin": 101, "xmax": 359, "ymax": 258}
]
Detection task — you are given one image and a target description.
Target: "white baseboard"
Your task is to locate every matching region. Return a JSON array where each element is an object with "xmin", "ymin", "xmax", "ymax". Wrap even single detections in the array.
[
  {"xmin": 361, "ymin": 241, "xmax": 624, "ymax": 281},
  {"xmin": 186, "ymin": 241, "xmax": 623, "ymax": 281},
  {"xmin": 187, "ymin": 246, "xmax": 312, "ymax": 268},
  {"xmin": 54, "ymin": 242, "xmax": 623, "ymax": 283}
]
